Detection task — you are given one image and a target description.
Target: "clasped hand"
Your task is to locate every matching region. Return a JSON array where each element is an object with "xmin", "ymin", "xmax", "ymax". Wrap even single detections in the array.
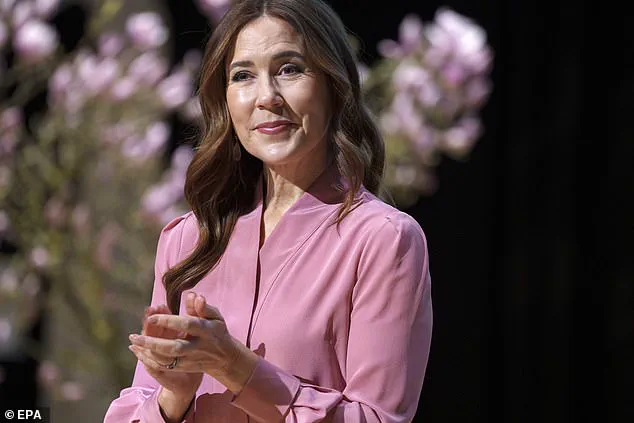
[{"xmin": 128, "ymin": 293, "xmax": 242, "ymax": 389}]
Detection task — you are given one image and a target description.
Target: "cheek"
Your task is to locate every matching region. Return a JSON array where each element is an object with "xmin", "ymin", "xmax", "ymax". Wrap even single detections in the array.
[{"xmin": 226, "ymin": 89, "xmax": 255, "ymax": 126}]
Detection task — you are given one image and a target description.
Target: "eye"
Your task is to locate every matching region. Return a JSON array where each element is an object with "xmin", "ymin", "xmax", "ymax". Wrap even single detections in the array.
[
  {"xmin": 231, "ymin": 71, "xmax": 250, "ymax": 82},
  {"xmin": 279, "ymin": 64, "xmax": 302, "ymax": 75}
]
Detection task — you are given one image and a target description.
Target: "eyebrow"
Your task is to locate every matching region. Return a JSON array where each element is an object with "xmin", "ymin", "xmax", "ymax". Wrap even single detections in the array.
[{"xmin": 229, "ymin": 50, "xmax": 306, "ymax": 71}]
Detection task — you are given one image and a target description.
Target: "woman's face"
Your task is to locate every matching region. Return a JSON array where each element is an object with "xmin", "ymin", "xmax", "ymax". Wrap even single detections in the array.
[{"xmin": 226, "ymin": 16, "xmax": 331, "ymax": 171}]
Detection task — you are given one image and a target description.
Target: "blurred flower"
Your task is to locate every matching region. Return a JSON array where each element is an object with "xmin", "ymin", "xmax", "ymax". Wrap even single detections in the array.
[
  {"xmin": 33, "ymin": 0, "xmax": 60, "ymax": 19},
  {"xmin": 71, "ymin": 204, "xmax": 90, "ymax": 232},
  {"xmin": 0, "ymin": 0, "xmax": 16, "ymax": 16},
  {"xmin": 44, "ymin": 196, "xmax": 66, "ymax": 227},
  {"xmin": 30, "ymin": 246, "xmax": 49, "ymax": 268},
  {"xmin": 0, "ymin": 21, "xmax": 7, "ymax": 48},
  {"xmin": 127, "ymin": 51, "xmax": 168, "ymax": 86},
  {"xmin": 180, "ymin": 97, "xmax": 202, "ymax": 121},
  {"xmin": 425, "ymin": 8, "xmax": 491, "ymax": 73},
  {"xmin": 13, "ymin": 20, "xmax": 58, "ymax": 63},
  {"xmin": 22, "ymin": 273, "xmax": 40, "ymax": 297},
  {"xmin": 60, "ymin": 381, "xmax": 84, "ymax": 401},
  {"xmin": 182, "ymin": 49, "xmax": 202, "ymax": 74},
  {"xmin": 109, "ymin": 77, "xmax": 137, "ymax": 101},
  {"xmin": 98, "ymin": 32, "xmax": 124, "ymax": 57},
  {"xmin": 442, "ymin": 115, "xmax": 481, "ymax": 157},
  {"xmin": 157, "ymin": 69, "xmax": 193, "ymax": 109},
  {"xmin": 0, "ymin": 266, "xmax": 18, "ymax": 294},
  {"xmin": 141, "ymin": 145, "xmax": 193, "ymax": 222},
  {"xmin": 121, "ymin": 121, "xmax": 170, "ymax": 161},
  {"xmin": 195, "ymin": 0, "xmax": 231, "ymax": 23},
  {"xmin": 0, "ymin": 318, "xmax": 12, "ymax": 343},
  {"xmin": 12, "ymin": 1, "xmax": 33, "ymax": 28},
  {"xmin": 125, "ymin": 12, "xmax": 168, "ymax": 50},
  {"xmin": 0, "ymin": 107, "xmax": 22, "ymax": 130},
  {"xmin": 377, "ymin": 14, "xmax": 423, "ymax": 58},
  {"xmin": 38, "ymin": 360, "xmax": 60, "ymax": 386}
]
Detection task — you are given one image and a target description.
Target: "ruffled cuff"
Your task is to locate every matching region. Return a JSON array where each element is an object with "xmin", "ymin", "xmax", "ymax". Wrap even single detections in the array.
[{"xmin": 230, "ymin": 357, "xmax": 301, "ymax": 422}]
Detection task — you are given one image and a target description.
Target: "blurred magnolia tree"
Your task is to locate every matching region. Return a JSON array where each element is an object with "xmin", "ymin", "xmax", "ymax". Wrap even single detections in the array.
[{"xmin": 0, "ymin": 0, "xmax": 491, "ymax": 409}]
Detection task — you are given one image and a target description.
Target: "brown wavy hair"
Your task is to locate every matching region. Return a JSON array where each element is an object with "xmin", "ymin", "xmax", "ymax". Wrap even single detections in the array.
[{"xmin": 164, "ymin": 0, "xmax": 388, "ymax": 313}]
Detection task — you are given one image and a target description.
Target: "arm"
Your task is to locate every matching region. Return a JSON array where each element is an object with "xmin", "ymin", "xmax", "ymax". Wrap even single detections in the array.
[
  {"xmin": 229, "ymin": 212, "xmax": 433, "ymax": 423},
  {"xmin": 104, "ymin": 214, "xmax": 196, "ymax": 423}
]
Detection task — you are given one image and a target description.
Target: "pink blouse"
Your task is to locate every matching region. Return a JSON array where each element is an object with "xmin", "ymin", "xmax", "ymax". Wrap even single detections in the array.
[{"xmin": 103, "ymin": 163, "xmax": 433, "ymax": 422}]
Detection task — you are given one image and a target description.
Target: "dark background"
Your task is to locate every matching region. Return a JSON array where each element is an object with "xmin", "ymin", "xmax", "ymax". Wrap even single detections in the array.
[{"xmin": 2, "ymin": 1, "xmax": 632, "ymax": 421}]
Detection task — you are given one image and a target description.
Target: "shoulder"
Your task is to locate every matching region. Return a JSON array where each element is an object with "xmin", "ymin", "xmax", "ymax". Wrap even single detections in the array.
[
  {"xmin": 158, "ymin": 211, "xmax": 199, "ymax": 261},
  {"xmin": 345, "ymin": 190, "xmax": 427, "ymax": 245}
]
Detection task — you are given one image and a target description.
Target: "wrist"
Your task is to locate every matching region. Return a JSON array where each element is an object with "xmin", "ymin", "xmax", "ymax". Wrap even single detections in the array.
[
  {"xmin": 209, "ymin": 338, "xmax": 259, "ymax": 394},
  {"xmin": 158, "ymin": 388, "xmax": 194, "ymax": 423}
]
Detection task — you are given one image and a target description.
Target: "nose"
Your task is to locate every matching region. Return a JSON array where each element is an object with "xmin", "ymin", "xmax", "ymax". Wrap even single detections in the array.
[{"xmin": 255, "ymin": 76, "xmax": 284, "ymax": 110}]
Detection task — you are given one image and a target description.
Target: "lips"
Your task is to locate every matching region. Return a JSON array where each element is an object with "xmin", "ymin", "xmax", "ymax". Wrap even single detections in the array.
[{"xmin": 256, "ymin": 122, "xmax": 293, "ymax": 135}]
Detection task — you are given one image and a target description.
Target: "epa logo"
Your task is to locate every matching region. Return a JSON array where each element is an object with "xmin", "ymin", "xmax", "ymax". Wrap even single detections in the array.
[{"xmin": 4, "ymin": 409, "xmax": 44, "ymax": 420}]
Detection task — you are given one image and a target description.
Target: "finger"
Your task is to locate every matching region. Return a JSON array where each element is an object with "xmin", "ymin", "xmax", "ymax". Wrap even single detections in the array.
[
  {"xmin": 130, "ymin": 334, "xmax": 194, "ymax": 356},
  {"xmin": 195, "ymin": 295, "xmax": 224, "ymax": 322},
  {"xmin": 185, "ymin": 292, "xmax": 197, "ymax": 316},
  {"xmin": 144, "ymin": 314, "xmax": 213, "ymax": 337},
  {"xmin": 132, "ymin": 345, "xmax": 175, "ymax": 365},
  {"xmin": 129, "ymin": 345, "xmax": 170, "ymax": 373}
]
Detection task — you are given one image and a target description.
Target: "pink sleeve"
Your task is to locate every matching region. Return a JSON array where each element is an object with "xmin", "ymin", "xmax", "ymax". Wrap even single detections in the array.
[
  {"xmin": 230, "ymin": 212, "xmax": 433, "ymax": 423},
  {"xmin": 103, "ymin": 214, "xmax": 196, "ymax": 423}
]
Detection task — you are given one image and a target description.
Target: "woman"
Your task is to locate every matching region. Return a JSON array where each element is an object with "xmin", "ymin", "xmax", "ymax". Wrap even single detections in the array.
[{"xmin": 104, "ymin": 0, "xmax": 432, "ymax": 422}]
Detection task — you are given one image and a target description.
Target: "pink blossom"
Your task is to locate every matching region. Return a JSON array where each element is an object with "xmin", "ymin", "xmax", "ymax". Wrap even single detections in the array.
[
  {"xmin": 464, "ymin": 77, "xmax": 491, "ymax": 108},
  {"xmin": 442, "ymin": 116, "xmax": 481, "ymax": 156},
  {"xmin": 429, "ymin": 8, "xmax": 491, "ymax": 74},
  {"xmin": 44, "ymin": 197, "xmax": 65, "ymax": 227},
  {"xmin": 142, "ymin": 183, "xmax": 177, "ymax": 215},
  {"xmin": 60, "ymin": 381, "xmax": 84, "ymax": 401},
  {"xmin": 98, "ymin": 32, "xmax": 124, "ymax": 57},
  {"xmin": 0, "ymin": 267, "xmax": 18, "ymax": 294},
  {"xmin": 0, "ymin": 0, "xmax": 16, "ymax": 16},
  {"xmin": 398, "ymin": 14, "xmax": 424, "ymax": 52},
  {"xmin": 127, "ymin": 51, "xmax": 168, "ymax": 85},
  {"xmin": 171, "ymin": 145, "xmax": 194, "ymax": 170},
  {"xmin": 71, "ymin": 204, "xmax": 90, "ymax": 232},
  {"xmin": 33, "ymin": 0, "xmax": 60, "ymax": 19},
  {"xmin": 393, "ymin": 164, "xmax": 418, "ymax": 186},
  {"xmin": 13, "ymin": 20, "xmax": 58, "ymax": 63},
  {"xmin": 181, "ymin": 97, "xmax": 202, "ymax": 121},
  {"xmin": 22, "ymin": 273, "xmax": 40, "ymax": 296},
  {"xmin": 49, "ymin": 63, "xmax": 73, "ymax": 103},
  {"xmin": 110, "ymin": 77, "xmax": 137, "ymax": 101},
  {"xmin": 0, "ymin": 318, "xmax": 12, "ymax": 343},
  {"xmin": 183, "ymin": 49, "xmax": 202, "ymax": 73},
  {"xmin": 126, "ymin": 12, "xmax": 167, "ymax": 50},
  {"xmin": 158, "ymin": 70, "xmax": 193, "ymax": 109},
  {"xmin": 1, "ymin": 107, "xmax": 21, "ymax": 135},
  {"xmin": 12, "ymin": 1, "xmax": 33, "ymax": 28},
  {"xmin": 0, "ymin": 21, "xmax": 7, "ymax": 48},
  {"xmin": 377, "ymin": 14, "xmax": 423, "ymax": 58},
  {"xmin": 121, "ymin": 121, "xmax": 170, "ymax": 161},
  {"xmin": 195, "ymin": 0, "xmax": 231, "ymax": 23},
  {"xmin": 30, "ymin": 246, "xmax": 49, "ymax": 268},
  {"xmin": 82, "ymin": 56, "xmax": 120, "ymax": 94},
  {"xmin": 38, "ymin": 360, "xmax": 60, "ymax": 385},
  {"xmin": 441, "ymin": 61, "xmax": 467, "ymax": 87}
]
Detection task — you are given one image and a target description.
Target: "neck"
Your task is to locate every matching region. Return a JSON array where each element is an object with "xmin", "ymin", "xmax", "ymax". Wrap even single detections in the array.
[{"xmin": 262, "ymin": 148, "xmax": 333, "ymax": 214}]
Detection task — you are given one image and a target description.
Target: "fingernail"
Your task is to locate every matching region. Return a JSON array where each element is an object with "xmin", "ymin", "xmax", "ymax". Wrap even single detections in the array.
[
  {"xmin": 146, "ymin": 316, "xmax": 158, "ymax": 324},
  {"xmin": 129, "ymin": 334, "xmax": 139, "ymax": 341}
]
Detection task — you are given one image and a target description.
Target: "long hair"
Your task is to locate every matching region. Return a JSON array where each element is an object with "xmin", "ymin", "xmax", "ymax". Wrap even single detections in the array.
[{"xmin": 163, "ymin": 0, "xmax": 387, "ymax": 313}]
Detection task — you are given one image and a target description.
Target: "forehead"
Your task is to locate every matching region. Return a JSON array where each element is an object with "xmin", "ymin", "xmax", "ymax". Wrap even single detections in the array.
[{"xmin": 230, "ymin": 16, "xmax": 304, "ymax": 60}]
